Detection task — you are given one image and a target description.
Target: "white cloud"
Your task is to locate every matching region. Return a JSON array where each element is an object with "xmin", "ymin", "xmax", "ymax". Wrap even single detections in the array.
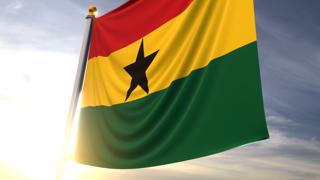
[{"xmin": 4, "ymin": 0, "xmax": 23, "ymax": 13}]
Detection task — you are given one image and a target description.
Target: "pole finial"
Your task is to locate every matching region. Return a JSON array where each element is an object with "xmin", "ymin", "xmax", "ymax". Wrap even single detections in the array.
[{"xmin": 88, "ymin": 6, "xmax": 98, "ymax": 17}]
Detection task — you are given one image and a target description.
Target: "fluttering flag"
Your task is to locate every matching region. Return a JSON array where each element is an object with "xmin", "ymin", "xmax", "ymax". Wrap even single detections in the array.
[{"xmin": 74, "ymin": 0, "xmax": 269, "ymax": 169}]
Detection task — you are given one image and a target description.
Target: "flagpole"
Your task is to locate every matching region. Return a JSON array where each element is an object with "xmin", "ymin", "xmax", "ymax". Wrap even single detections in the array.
[{"xmin": 56, "ymin": 6, "xmax": 97, "ymax": 180}]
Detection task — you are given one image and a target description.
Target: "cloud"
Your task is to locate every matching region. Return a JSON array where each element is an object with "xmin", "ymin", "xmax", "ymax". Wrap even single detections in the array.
[
  {"xmin": 4, "ymin": 0, "xmax": 24, "ymax": 14},
  {"xmin": 0, "ymin": 0, "xmax": 86, "ymax": 54},
  {"xmin": 254, "ymin": 0, "xmax": 320, "ymax": 140}
]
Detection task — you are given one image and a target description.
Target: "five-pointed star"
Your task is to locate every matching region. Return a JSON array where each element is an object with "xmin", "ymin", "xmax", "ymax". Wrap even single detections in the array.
[{"xmin": 124, "ymin": 40, "xmax": 159, "ymax": 101}]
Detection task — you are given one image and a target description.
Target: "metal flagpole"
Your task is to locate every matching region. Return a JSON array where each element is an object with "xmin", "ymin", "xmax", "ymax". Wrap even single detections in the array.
[{"xmin": 56, "ymin": 6, "xmax": 97, "ymax": 180}]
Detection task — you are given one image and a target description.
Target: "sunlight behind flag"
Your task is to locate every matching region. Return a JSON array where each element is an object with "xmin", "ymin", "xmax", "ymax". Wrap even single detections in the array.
[{"xmin": 0, "ymin": 49, "xmax": 77, "ymax": 180}]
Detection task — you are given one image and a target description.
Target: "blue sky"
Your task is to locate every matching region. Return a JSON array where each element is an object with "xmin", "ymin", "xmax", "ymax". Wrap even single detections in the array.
[{"xmin": 0, "ymin": 0, "xmax": 319, "ymax": 179}]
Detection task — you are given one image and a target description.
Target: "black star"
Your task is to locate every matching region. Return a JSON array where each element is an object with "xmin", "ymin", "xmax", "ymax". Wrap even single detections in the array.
[{"xmin": 124, "ymin": 40, "xmax": 159, "ymax": 101}]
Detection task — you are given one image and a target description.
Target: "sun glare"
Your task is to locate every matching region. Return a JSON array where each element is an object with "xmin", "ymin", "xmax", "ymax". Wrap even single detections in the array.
[{"xmin": 0, "ymin": 49, "xmax": 79, "ymax": 180}]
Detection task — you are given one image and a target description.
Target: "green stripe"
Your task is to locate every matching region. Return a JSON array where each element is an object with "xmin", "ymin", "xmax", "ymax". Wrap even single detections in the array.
[{"xmin": 74, "ymin": 42, "xmax": 269, "ymax": 168}]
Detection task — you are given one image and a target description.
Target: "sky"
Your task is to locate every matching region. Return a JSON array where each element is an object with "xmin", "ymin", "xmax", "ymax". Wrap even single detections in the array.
[{"xmin": 0, "ymin": 0, "xmax": 319, "ymax": 179}]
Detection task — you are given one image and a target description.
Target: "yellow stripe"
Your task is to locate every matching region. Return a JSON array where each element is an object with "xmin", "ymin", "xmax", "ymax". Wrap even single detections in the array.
[{"xmin": 82, "ymin": 0, "xmax": 257, "ymax": 107}]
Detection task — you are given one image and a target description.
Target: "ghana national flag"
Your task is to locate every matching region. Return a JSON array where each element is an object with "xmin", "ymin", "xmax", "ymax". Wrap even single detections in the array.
[{"xmin": 74, "ymin": 0, "xmax": 269, "ymax": 169}]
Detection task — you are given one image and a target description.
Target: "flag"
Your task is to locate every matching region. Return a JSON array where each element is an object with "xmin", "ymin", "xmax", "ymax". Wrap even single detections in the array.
[{"xmin": 74, "ymin": 0, "xmax": 269, "ymax": 169}]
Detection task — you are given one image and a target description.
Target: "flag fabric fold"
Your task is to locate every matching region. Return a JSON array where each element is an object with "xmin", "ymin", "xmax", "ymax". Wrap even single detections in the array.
[{"xmin": 74, "ymin": 0, "xmax": 269, "ymax": 169}]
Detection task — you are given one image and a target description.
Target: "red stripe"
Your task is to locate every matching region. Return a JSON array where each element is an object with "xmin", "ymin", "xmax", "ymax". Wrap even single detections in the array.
[{"xmin": 88, "ymin": 0, "xmax": 193, "ymax": 59}]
